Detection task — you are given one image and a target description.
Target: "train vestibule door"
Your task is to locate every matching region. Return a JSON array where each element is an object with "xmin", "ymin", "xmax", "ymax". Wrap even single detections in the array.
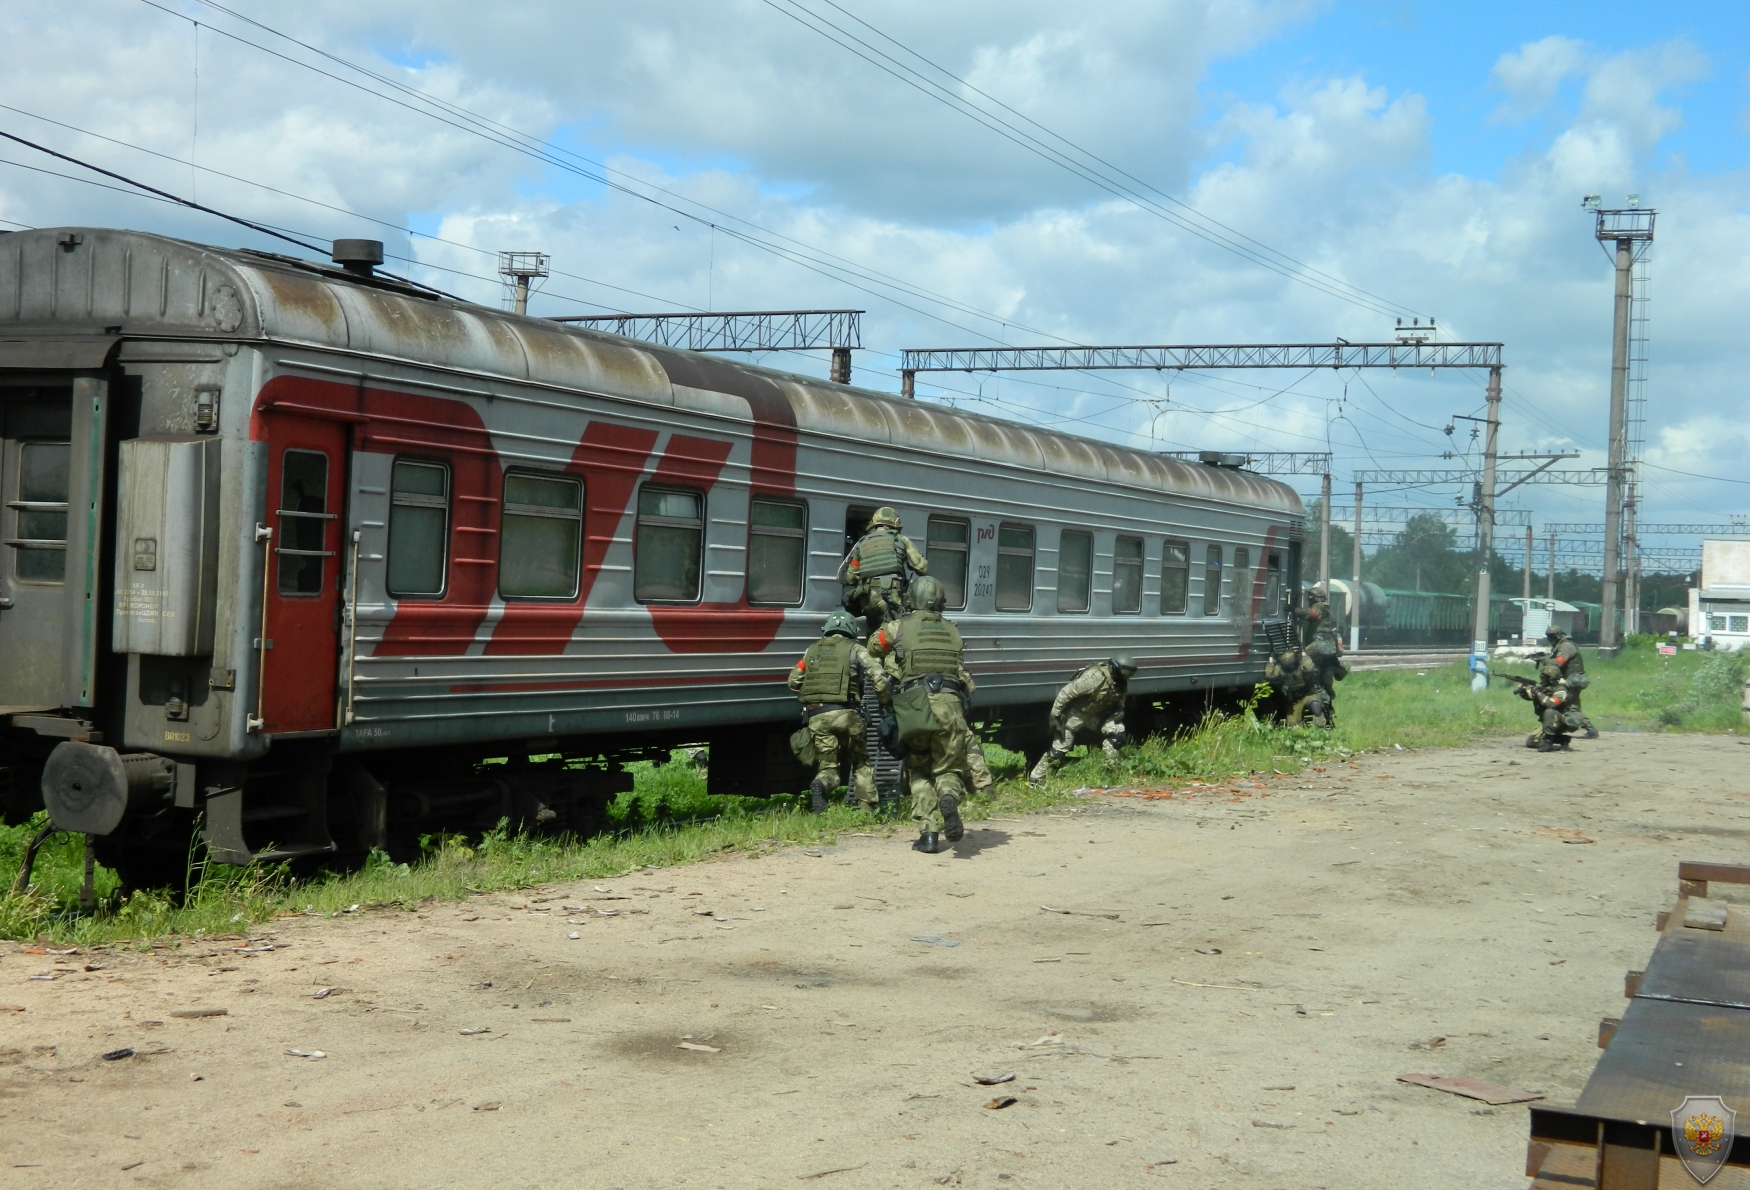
[
  {"xmin": 0, "ymin": 386, "xmax": 74, "ymax": 710},
  {"xmin": 257, "ymin": 411, "xmax": 348, "ymax": 733}
]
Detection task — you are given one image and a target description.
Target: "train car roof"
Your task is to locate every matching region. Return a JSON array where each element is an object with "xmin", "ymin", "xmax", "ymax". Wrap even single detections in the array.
[{"xmin": 0, "ymin": 227, "xmax": 1301, "ymax": 515}]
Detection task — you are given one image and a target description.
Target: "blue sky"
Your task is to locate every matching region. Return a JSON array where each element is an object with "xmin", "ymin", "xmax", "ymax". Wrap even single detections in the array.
[{"xmin": 1204, "ymin": 0, "xmax": 1748, "ymax": 181}]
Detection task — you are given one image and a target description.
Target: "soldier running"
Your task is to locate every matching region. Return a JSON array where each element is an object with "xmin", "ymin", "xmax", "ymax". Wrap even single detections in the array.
[
  {"xmin": 787, "ymin": 611, "xmax": 888, "ymax": 813},
  {"xmin": 866, "ymin": 576, "xmax": 973, "ymax": 854},
  {"xmin": 1027, "ymin": 654, "xmax": 1137, "ymax": 784},
  {"xmin": 1541, "ymin": 623, "xmax": 1598, "ymax": 739},
  {"xmin": 840, "ymin": 506, "xmax": 927, "ymax": 625}
]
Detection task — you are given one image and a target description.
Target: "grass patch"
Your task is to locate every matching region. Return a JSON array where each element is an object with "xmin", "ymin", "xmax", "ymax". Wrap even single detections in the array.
[{"xmin": 2, "ymin": 641, "xmax": 1739, "ymax": 944}]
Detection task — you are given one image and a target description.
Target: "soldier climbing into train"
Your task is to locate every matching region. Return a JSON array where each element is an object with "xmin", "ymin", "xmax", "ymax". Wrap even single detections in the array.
[
  {"xmin": 1263, "ymin": 647, "xmax": 1331, "ymax": 727},
  {"xmin": 866, "ymin": 576, "xmax": 972, "ymax": 854},
  {"xmin": 1027, "ymin": 654, "xmax": 1138, "ymax": 785},
  {"xmin": 787, "ymin": 611, "xmax": 889, "ymax": 814},
  {"xmin": 839, "ymin": 506, "xmax": 927, "ymax": 626},
  {"xmin": 1540, "ymin": 623, "xmax": 1598, "ymax": 739}
]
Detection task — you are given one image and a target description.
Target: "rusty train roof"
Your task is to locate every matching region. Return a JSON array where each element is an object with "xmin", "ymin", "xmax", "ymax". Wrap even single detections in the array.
[{"xmin": 0, "ymin": 227, "xmax": 1301, "ymax": 514}]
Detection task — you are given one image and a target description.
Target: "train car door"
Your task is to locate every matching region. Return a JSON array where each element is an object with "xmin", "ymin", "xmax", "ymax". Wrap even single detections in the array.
[
  {"xmin": 260, "ymin": 411, "xmax": 347, "ymax": 733},
  {"xmin": 0, "ymin": 385, "xmax": 73, "ymax": 710}
]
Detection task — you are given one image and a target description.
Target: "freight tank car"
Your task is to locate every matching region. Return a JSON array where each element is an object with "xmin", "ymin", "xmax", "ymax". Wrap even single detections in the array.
[{"xmin": 0, "ymin": 228, "xmax": 1302, "ymax": 882}]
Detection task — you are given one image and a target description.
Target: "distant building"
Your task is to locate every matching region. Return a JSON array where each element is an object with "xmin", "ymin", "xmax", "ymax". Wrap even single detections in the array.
[{"xmin": 1689, "ymin": 539, "xmax": 1750, "ymax": 651}]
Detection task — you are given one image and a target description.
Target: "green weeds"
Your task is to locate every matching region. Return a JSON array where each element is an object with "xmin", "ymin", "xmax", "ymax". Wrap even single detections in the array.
[{"xmin": 3, "ymin": 643, "xmax": 1742, "ymax": 944}]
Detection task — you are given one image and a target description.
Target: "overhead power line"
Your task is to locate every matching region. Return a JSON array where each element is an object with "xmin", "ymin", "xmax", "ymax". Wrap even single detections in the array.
[{"xmin": 763, "ymin": 0, "xmax": 1420, "ymax": 320}]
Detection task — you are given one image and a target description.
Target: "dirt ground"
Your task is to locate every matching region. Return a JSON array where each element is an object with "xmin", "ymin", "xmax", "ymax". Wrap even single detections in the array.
[{"xmin": 3, "ymin": 731, "xmax": 1747, "ymax": 1189}]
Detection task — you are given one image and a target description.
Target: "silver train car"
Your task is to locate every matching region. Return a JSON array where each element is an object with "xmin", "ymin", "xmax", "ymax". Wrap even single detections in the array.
[{"xmin": 0, "ymin": 227, "xmax": 1302, "ymax": 881}]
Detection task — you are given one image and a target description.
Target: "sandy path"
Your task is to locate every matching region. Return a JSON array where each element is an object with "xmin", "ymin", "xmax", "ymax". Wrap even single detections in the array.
[{"xmin": 2, "ymin": 731, "xmax": 1746, "ymax": 1189}]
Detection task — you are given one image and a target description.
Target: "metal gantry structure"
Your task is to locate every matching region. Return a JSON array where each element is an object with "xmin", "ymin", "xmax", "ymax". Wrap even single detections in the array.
[
  {"xmin": 554, "ymin": 309, "xmax": 864, "ymax": 382},
  {"xmin": 895, "ymin": 337, "xmax": 1538, "ymax": 663},
  {"xmin": 1157, "ymin": 450, "xmax": 1331, "ymax": 475}
]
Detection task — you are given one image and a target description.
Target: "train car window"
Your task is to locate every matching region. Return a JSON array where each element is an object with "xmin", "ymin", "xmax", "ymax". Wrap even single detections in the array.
[
  {"xmin": 1057, "ymin": 530, "xmax": 1092, "ymax": 613},
  {"xmin": 926, "ymin": 516, "xmax": 970, "ymax": 610},
  {"xmin": 499, "ymin": 472, "xmax": 583, "ymax": 599},
  {"xmin": 1264, "ymin": 552, "xmax": 1283, "ymax": 616},
  {"xmin": 1201, "ymin": 544, "xmax": 1223, "ymax": 617},
  {"xmin": 387, "ymin": 459, "xmax": 450, "ymax": 598},
  {"xmin": 635, "ymin": 486, "xmax": 703, "ymax": 603},
  {"xmin": 748, "ymin": 498, "xmax": 807, "ymax": 606},
  {"xmin": 276, "ymin": 449, "xmax": 332, "ymax": 596},
  {"xmin": 996, "ymin": 523, "xmax": 1034, "ymax": 611},
  {"xmin": 1113, "ymin": 536, "xmax": 1143, "ymax": 614},
  {"xmin": 1161, "ymin": 539, "xmax": 1189, "ymax": 615},
  {"xmin": 13, "ymin": 441, "xmax": 69, "ymax": 582},
  {"xmin": 1233, "ymin": 548, "xmax": 1250, "ymax": 615}
]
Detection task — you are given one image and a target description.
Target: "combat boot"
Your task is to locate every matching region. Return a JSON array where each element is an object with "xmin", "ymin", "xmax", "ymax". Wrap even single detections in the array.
[
  {"xmin": 912, "ymin": 832, "xmax": 940, "ymax": 853},
  {"xmin": 1536, "ymin": 738, "xmax": 1556, "ymax": 753},
  {"xmin": 939, "ymin": 793, "xmax": 963, "ymax": 843},
  {"xmin": 1581, "ymin": 721, "xmax": 1600, "ymax": 740},
  {"xmin": 1027, "ymin": 748, "xmax": 1067, "ymax": 786},
  {"xmin": 808, "ymin": 776, "xmax": 833, "ymax": 814}
]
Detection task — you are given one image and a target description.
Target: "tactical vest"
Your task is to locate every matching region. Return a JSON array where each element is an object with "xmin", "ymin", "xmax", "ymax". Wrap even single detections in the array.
[
  {"xmin": 852, "ymin": 529, "xmax": 904, "ymax": 580},
  {"xmin": 896, "ymin": 612, "xmax": 963, "ymax": 682},
  {"xmin": 800, "ymin": 635, "xmax": 856, "ymax": 704},
  {"xmin": 1074, "ymin": 665, "xmax": 1123, "ymax": 712}
]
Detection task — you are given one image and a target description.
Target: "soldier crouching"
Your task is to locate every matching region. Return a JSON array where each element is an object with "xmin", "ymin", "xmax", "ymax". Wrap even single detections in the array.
[
  {"xmin": 1028, "ymin": 654, "xmax": 1137, "ymax": 784},
  {"xmin": 1264, "ymin": 648, "xmax": 1332, "ymax": 727},
  {"xmin": 787, "ymin": 610, "xmax": 888, "ymax": 813},
  {"xmin": 867, "ymin": 577, "xmax": 973, "ymax": 854}
]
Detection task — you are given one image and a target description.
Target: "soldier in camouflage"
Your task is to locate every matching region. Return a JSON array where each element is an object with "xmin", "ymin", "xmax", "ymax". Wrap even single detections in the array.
[
  {"xmin": 1518, "ymin": 653, "xmax": 1584, "ymax": 752},
  {"xmin": 787, "ymin": 611, "xmax": 889, "ymax": 813},
  {"xmin": 1027, "ymin": 654, "xmax": 1137, "ymax": 784},
  {"xmin": 1298, "ymin": 600, "xmax": 1349, "ymax": 724},
  {"xmin": 1542, "ymin": 624, "xmax": 1598, "ymax": 739},
  {"xmin": 866, "ymin": 576, "xmax": 973, "ymax": 854},
  {"xmin": 840, "ymin": 506, "xmax": 928, "ymax": 626},
  {"xmin": 1264, "ymin": 648, "xmax": 1331, "ymax": 727}
]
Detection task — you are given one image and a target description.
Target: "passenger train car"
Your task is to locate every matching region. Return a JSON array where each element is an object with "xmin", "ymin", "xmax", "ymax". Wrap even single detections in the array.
[{"xmin": 0, "ymin": 228, "xmax": 1302, "ymax": 881}]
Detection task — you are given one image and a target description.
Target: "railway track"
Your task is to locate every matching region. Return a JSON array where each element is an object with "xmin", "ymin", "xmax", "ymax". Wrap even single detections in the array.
[{"xmin": 1345, "ymin": 647, "xmax": 1470, "ymax": 672}]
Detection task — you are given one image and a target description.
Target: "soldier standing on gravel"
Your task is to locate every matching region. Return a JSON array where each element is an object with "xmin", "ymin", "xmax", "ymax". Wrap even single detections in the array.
[
  {"xmin": 1027, "ymin": 654, "xmax": 1137, "ymax": 784},
  {"xmin": 866, "ymin": 576, "xmax": 973, "ymax": 854},
  {"xmin": 787, "ymin": 611, "xmax": 888, "ymax": 813},
  {"xmin": 839, "ymin": 506, "xmax": 927, "ymax": 626}
]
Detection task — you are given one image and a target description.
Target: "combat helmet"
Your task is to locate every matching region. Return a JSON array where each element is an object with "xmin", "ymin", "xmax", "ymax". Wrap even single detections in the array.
[
  {"xmin": 1109, "ymin": 652, "xmax": 1138, "ymax": 677},
  {"xmin": 1545, "ymin": 623, "xmax": 1566, "ymax": 641},
  {"xmin": 907, "ymin": 575, "xmax": 947, "ymax": 612},
  {"xmin": 822, "ymin": 610, "xmax": 862, "ymax": 639},
  {"xmin": 868, "ymin": 506, "xmax": 902, "ymax": 530}
]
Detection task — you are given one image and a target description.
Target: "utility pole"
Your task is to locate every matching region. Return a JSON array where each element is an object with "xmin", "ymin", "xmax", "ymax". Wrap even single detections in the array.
[
  {"xmin": 1318, "ymin": 472, "xmax": 1332, "ymax": 599},
  {"xmin": 1623, "ymin": 482, "xmax": 1639, "ymax": 636},
  {"xmin": 498, "ymin": 251, "xmax": 551, "ymax": 316},
  {"xmin": 1470, "ymin": 366, "xmax": 1503, "ymax": 689},
  {"xmin": 1588, "ymin": 199, "xmax": 1655, "ymax": 656},
  {"xmin": 1547, "ymin": 532, "xmax": 1556, "ymax": 601},
  {"xmin": 1351, "ymin": 481, "xmax": 1363, "ymax": 653}
]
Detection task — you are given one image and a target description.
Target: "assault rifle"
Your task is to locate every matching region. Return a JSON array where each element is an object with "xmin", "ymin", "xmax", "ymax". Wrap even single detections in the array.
[{"xmin": 1489, "ymin": 670, "xmax": 1540, "ymax": 688}]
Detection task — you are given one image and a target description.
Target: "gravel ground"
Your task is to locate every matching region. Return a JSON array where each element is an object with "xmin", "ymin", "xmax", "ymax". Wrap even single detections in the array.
[{"xmin": 2, "ymin": 731, "xmax": 1745, "ymax": 1189}]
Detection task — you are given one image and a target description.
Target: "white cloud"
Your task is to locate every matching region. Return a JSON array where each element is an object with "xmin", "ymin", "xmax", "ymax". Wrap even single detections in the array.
[{"xmin": 0, "ymin": 1, "xmax": 1745, "ymax": 526}]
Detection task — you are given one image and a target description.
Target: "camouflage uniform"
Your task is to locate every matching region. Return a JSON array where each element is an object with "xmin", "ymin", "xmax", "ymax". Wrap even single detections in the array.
[
  {"xmin": 867, "ymin": 577, "xmax": 973, "ymax": 854},
  {"xmin": 1298, "ymin": 603, "xmax": 1348, "ymax": 724},
  {"xmin": 787, "ymin": 613, "xmax": 888, "ymax": 812},
  {"xmin": 1264, "ymin": 649, "xmax": 1331, "ymax": 727},
  {"xmin": 1028, "ymin": 657, "xmax": 1136, "ymax": 783},
  {"xmin": 1544, "ymin": 626, "xmax": 1598, "ymax": 739},
  {"xmin": 1519, "ymin": 656, "xmax": 1584, "ymax": 751},
  {"xmin": 841, "ymin": 508, "xmax": 928, "ymax": 625}
]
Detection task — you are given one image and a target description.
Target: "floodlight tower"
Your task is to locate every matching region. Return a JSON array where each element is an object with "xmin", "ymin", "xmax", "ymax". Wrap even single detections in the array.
[
  {"xmin": 1584, "ymin": 195, "xmax": 1654, "ymax": 655},
  {"xmin": 498, "ymin": 251, "xmax": 551, "ymax": 316}
]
